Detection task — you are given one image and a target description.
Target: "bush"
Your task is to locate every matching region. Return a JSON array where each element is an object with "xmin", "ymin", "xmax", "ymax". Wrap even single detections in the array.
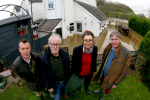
[
  {"xmin": 138, "ymin": 31, "xmax": 150, "ymax": 57},
  {"xmin": 137, "ymin": 31, "xmax": 150, "ymax": 90},
  {"xmin": 128, "ymin": 15, "xmax": 150, "ymax": 36}
]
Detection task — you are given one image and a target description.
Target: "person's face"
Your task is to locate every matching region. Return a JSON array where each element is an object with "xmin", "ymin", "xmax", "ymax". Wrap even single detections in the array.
[
  {"xmin": 110, "ymin": 35, "xmax": 121, "ymax": 49},
  {"xmin": 83, "ymin": 35, "xmax": 93, "ymax": 50},
  {"xmin": 19, "ymin": 42, "xmax": 31, "ymax": 59},
  {"xmin": 49, "ymin": 36, "xmax": 61, "ymax": 55}
]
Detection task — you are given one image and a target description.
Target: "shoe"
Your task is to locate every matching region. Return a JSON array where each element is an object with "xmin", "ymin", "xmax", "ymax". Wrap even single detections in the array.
[
  {"xmin": 38, "ymin": 94, "xmax": 44, "ymax": 100},
  {"xmin": 93, "ymin": 89, "xmax": 103, "ymax": 94},
  {"xmin": 61, "ymin": 94, "xmax": 68, "ymax": 99},
  {"xmin": 85, "ymin": 89, "xmax": 90, "ymax": 94}
]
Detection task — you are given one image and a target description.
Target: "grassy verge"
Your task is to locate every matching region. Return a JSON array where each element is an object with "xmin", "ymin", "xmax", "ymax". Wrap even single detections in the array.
[{"xmin": 0, "ymin": 74, "xmax": 150, "ymax": 100}]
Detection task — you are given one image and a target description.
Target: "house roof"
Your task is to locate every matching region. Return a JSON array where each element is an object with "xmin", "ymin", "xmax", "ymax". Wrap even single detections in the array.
[
  {"xmin": 38, "ymin": 19, "xmax": 62, "ymax": 32},
  {"xmin": 0, "ymin": 15, "xmax": 31, "ymax": 26},
  {"xmin": 29, "ymin": 0, "xmax": 42, "ymax": 3},
  {"xmin": 74, "ymin": 0, "xmax": 107, "ymax": 21},
  {"xmin": 14, "ymin": 6, "xmax": 21, "ymax": 12}
]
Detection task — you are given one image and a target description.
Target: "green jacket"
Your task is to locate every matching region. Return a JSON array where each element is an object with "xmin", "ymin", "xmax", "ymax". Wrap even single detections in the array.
[
  {"xmin": 13, "ymin": 52, "xmax": 44, "ymax": 91},
  {"xmin": 95, "ymin": 43, "xmax": 131, "ymax": 89}
]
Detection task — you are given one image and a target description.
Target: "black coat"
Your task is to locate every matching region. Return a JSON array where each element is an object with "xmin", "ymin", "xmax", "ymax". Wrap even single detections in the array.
[
  {"xmin": 71, "ymin": 45, "xmax": 98, "ymax": 76},
  {"xmin": 13, "ymin": 53, "xmax": 44, "ymax": 91},
  {"xmin": 41, "ymin": 47, "xmax": 70, "ymax": 93}
]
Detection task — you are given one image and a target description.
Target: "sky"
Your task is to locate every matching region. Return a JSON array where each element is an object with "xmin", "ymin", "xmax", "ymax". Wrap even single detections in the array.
[{"xmin": 0, "ymin": 0, "xmax": 150, "ymax": 20}]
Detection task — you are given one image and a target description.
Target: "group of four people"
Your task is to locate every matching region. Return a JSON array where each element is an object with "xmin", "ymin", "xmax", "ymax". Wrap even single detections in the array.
[{"xmin": 12, "ymin": 30, "xmax": 131, "ymax": 100}]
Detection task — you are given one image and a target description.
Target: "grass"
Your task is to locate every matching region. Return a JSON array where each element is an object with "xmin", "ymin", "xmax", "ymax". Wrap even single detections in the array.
[{"xmin": 0, "ymin": 74, "xmax": 150, "ymax": 100}]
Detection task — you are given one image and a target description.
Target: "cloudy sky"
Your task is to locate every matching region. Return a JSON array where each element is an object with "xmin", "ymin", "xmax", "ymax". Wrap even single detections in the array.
[{"xmin": 0, "ymin": 0, "xmax": 150, "ymax": 20}]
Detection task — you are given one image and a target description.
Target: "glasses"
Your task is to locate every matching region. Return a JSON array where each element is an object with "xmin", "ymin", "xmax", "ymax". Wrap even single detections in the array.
[
  {"xmin": 50, "ymin": 44, "xmax": 61, "ymax": 47},
  {"xmin": 110, "ymin": 38, "xmax": 119, "ymax": 42},
  {"xmin": 84, "ymin": 40, "xmax": 93, "ymax": 43}
]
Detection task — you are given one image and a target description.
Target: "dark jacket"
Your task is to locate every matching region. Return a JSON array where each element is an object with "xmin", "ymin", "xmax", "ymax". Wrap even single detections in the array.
[
  {"xmin": 13, "ymin": 52, "xmax": 44, "ymax": 91},
  {"xmin": 95, "ymin": 43, "xmax": 131, "ymax": 89},
  {"xmin": 71, "ymin": 45, "xmax": 98, "ymax": 76},
  {"xmin": 41, "ymin": 47, "xmax": 70, "ymax": 93}
]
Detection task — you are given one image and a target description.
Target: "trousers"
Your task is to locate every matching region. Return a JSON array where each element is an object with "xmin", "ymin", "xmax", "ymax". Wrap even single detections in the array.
[{"xmin": 53, "ymin": 80, "xmax": 65, "ymax": 100}]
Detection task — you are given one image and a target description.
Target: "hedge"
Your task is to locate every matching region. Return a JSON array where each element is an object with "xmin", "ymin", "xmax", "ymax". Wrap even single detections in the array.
[
  {"xmin": 128, "ymin": 15, "xmax": 150, "ymax": 36},
  {"xmin": 137, "ymin": 31, "xmax": 150, "ymax": 90}
]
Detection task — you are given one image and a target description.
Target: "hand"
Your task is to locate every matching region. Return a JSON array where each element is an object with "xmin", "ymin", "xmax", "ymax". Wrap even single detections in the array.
[
  {"xmin": 93, "ymin": 72, "xmax": 96, "ymax": 78},
  {"xmin": 112, "ymin": 85, "xmax": 117, "ymax": 88},
  {"xmin": 48, "ymin": 88, "xmax": 54, "ymax": 92}
]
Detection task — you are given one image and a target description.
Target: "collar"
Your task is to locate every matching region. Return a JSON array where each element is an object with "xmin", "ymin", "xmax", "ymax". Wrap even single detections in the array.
[
  {"xmin": 114, "ymin": 43, "xmax": 122, "ymax": 57},
  {"xmin": 106, "ymin": 43, "xmax": 122, "ymax": 57},
  {"xmin": 112, "ymin": 47, "xmax": 115, "ymax": 51},
  {"xmin": 21, "ymin": 55, "xmax": 31, "ymax": 64}
]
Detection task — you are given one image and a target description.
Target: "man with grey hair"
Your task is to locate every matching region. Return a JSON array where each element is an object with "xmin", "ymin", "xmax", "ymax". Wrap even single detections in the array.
[
  {"xmin": 41, "ymin": 34, "xmax": 70, "ymax": 100},
  {"xmin": 94, "ymin": 31, "xmax": 131, "ymax": 100}
]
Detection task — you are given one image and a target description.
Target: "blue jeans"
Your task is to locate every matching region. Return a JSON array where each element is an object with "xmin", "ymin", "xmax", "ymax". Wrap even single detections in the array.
[{"xmin": 53, "ymin": 81, "xmax": 65, "ymax": 100}]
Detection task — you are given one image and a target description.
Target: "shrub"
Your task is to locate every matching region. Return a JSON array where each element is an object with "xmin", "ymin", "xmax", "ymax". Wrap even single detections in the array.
[
  {"xmin": 137, "ymin": 31, "xmax": 150, "ymax": 90},
  {"xmin": 128, "ymin": 15, "xmax": 150, "ymax": 36}
]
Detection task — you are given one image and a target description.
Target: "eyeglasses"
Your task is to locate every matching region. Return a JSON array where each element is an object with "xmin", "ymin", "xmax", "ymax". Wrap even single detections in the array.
[
  {"xmin": 50, "ymin": 44, "xmax": 61, "ymax": 47},
  {"xmin": 84, "ymin": 40, "xmax": 93, "ymax": 43},
  {"xmin": 110, "ymin": 38, "xmax": 119, "ymax": 42}
]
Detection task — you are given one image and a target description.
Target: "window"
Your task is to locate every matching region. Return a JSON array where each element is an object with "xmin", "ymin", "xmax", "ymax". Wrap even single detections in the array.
[
  {"xmin": 48, "ymin": 0, "xmax": 54, "ymax": 9},
  {"xmin": 70, "ymin": 23, "xmax": 74, "ymax": 32},
  {"xmin": 77, "ymin": 23, "xmax": 82, "ymax": 32}
]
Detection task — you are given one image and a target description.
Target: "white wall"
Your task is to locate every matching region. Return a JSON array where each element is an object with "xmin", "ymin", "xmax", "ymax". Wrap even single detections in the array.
[
  {"xmin": 32, "ymin": 3, "xmax": 43, "ymax": 21},
  {"xmin": 74, "ymin": 2, "xmax": 101, "ymax": 37},
  {"xmin": 78, "ymin": 0, "xmax": 97, "ymax": 7},
  {"xmin": 43, "ymin": 0, "xmax": 62, "ymax": 19},
  {"xmin": 61, "ymin": 0, "xmax": 74, "ymax": 39}
]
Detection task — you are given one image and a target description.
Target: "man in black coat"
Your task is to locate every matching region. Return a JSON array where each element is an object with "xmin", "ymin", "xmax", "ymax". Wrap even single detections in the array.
[
  {"xmin": 13, "ymin": 38, "xmax": 49, "ymax": 100},
  {"xmin": 41, "ymin": 34, "xmax": 70, "ymax": 100}
]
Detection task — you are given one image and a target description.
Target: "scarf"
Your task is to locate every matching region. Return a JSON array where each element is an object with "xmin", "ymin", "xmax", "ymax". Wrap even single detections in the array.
[{"xmin": 83, "ymin": 45, "xmax": 93, "ymax": 54}]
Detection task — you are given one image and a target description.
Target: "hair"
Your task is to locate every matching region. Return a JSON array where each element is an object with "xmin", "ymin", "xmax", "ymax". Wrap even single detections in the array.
[
  {"xmin": 82, "ymin": 30, "xmax": 94, "ymax": 40},
  {"xmin": 110, "ymin": 31, "xmax": 121, "ymax": 39},
  {"xmin": 18, "ymin": 38, "xmax": 30, "ymax": 48},
  {"xmin": 48, "ymin": 33, "xmax": 62, "ymax": 44}
]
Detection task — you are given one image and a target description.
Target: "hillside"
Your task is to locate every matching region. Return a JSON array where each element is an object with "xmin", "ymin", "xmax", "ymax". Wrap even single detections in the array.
[{"xmin": 97, "ymin": 0, "xmax": 135, "ymax": 20}]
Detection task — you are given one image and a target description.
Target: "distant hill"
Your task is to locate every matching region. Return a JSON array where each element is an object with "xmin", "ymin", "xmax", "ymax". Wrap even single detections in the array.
[{"xmin": 97, "ymin": 0, "xmax": 135, "ymax": 20}]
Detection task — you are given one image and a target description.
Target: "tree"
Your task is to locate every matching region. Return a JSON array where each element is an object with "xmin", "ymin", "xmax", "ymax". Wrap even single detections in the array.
[{"xmin": 137, "ymin": 31, "xmax": 150, "ymax": 90}]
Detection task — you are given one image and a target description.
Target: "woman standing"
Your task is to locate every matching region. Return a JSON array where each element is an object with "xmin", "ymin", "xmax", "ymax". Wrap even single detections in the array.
[
  {"xmin": 94, "ymin": 31, "xmax": 131, "ymax": 100},
  {"xmin": 71, "ymin": 30, "xmax": 97, "ymax": 94}
]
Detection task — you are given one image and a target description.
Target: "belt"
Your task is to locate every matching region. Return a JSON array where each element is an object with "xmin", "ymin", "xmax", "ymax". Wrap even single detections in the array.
[{"xmin": 56, "ymin": 80, "xmax": 64, "ymax": 84}]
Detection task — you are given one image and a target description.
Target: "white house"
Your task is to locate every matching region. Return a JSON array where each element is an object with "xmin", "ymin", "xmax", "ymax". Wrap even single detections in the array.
[
  {"xmin": 39, "ymin": 0, "xmax": 107, "ymax": 39},
  {"xmin": 13, "ymin": 0, "xmax": 43, "ymax": 22}
]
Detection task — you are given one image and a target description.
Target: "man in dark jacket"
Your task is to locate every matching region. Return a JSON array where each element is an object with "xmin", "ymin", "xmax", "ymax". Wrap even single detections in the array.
[
  {"xmin": 41, "ymin": 34, "xmax": 70, "ymax": 100},
  {"xmin": 13, "ymin": 38, "xmax": 49, "ymax": 100}
]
